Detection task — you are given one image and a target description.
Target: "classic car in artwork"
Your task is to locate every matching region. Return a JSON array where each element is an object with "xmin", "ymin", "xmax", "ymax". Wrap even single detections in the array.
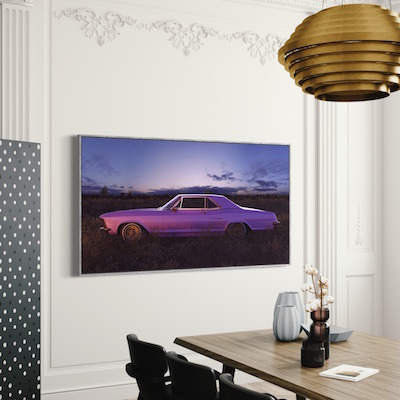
[{"xmin": 99, "ymin": 194, "xmax": 280, "ymax": 242}]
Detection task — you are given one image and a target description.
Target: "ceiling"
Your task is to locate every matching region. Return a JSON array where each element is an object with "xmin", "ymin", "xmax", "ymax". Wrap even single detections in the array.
[{"xmin": 247, "ymin": 0, "xmax": 400, "ymax": 12}]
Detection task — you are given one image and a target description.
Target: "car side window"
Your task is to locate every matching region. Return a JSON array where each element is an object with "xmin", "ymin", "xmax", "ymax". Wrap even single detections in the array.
[
  {"xmin": 206, "ymin": 198, "xmax": 219, "ymax": 209},
  {"xmin": 181, "ymin": 197, "xmax": 204, "ymax": 209}
]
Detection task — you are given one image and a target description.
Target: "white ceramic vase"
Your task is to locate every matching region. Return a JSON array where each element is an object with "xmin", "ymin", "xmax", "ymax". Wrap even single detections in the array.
[
  {"xmin": 273, "ymin": 291, "xmax": 305, "ymax": 325},
  {"xmin": 273, "ymin": 305, "xmax": 300, "ymax": 342}
]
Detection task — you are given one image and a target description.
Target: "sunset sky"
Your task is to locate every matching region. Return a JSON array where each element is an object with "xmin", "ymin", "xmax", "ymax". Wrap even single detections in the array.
[{"xmin": 80, "ymin": 136, "xmax": 289, "ymax": 196}]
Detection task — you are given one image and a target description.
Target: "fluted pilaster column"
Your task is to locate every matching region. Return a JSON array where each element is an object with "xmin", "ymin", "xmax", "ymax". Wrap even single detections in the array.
[
  {"xmin": 0, "ymin": 0, "xmax": 33, "ymax": 140},
  {"xmin": 318, "ymin": 102, "xmax": 337, "ymax": 324}
]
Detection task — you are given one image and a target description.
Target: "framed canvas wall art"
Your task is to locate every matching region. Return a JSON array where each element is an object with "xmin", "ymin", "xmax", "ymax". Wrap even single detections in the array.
[{"xmin": 79, "ymin": 136, "xmax": 289, "ymax": 274}]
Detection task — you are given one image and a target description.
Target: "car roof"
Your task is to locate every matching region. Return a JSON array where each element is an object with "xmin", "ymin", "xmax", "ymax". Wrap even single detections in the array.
[{"xmin": 176, "ymin": 194, "xmax": 226, "ymax": 198}]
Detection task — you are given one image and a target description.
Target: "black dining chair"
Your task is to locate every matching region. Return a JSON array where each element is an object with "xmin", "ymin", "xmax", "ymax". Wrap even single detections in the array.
[
  {"xmin": 166, "ymin": 351, "xmax": 220, "ymax": 400},
  {"xmin": 126, "ymin": 334, "xmax": 171, "ymax": 400},
  {"xmin": 219, "ymin": 373, "xmax": 287, "ymax": 400}
]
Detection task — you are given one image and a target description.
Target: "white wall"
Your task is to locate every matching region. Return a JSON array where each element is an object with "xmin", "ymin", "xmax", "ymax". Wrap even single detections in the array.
[
  {"xmin": 0, "ymin": 0, "xmax": 385, "ymax": 398},
  {"xmin": 28, "ymin": 1, "xmax": 312, "ymax": 398},
  {"xmin": 382, "ymin": 94, "xmax": 400, "ymax": 340},
  {"xmin": 335, "ymin": 102, "xmax": 383, "ymax": 335}
]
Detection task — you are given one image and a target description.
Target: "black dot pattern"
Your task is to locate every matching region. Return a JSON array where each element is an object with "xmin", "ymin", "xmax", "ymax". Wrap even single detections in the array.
[{"xmin": 0, "ymin": 139, "xmax": 40, "ymax": 399}]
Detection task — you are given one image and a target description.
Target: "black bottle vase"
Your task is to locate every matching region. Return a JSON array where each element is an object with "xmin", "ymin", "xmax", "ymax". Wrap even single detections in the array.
[
  {"xmin": 310, "ymin": 308, "xmax": 330, "ymax": 360},
  {"xmin": 301, "ymin": 339, "xmax": 325, "ymax": 368}
]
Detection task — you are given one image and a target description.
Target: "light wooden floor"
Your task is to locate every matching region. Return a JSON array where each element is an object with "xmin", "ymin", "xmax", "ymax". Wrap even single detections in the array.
[{"xmin": 128, "ymin": 380, "xmax": 297, "ymax": 399}]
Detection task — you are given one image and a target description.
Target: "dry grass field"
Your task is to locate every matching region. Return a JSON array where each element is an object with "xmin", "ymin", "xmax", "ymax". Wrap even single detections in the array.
[{"xmin": 81, "ymin": 194, "xmax": 289, "ymax": 274}]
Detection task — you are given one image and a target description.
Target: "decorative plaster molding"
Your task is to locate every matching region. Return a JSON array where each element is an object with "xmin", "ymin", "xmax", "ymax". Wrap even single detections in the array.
[
  {"xmin": 54, "ymin": 8, "xmax": 136, "ymax": 47},
  {"xmin": 223, "ymin": 31, "xmax": 285, "ymax": 65},
  {"xmin": 136, "ymin": 20, "xmax": 219, "ymax": 56},
  {"xmin": 354, "ymin": 202, "xmax": 364, "ymax": 247},
  {"xmin": 54, "ymin": 8, "xmax": 285, "ymax": 64},
  {"xmin": 0, "ymin": 0, "xmax": 33, "ymax": 6}
]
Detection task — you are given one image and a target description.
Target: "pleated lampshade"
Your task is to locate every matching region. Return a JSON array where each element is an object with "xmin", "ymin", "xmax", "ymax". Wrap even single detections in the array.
[{"xmin": 278, "ymin": 4, "xmax": 400, "ymax": 102}]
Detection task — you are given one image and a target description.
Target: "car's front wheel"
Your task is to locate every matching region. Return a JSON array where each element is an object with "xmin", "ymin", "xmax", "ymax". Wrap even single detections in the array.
[
  {"xmin": 121, "ymin": 223, "xmax": 143, "ymax": 242},
  {"xmin": 227, "ymin": 223, "xmax": 247, "ymax": 240}
]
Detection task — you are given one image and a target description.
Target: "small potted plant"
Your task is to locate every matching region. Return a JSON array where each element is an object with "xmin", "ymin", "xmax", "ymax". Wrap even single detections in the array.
[
  {"xmin": 300, "ymin": 265, "xmax": 334, "ymax": 366},
  {"xmin": 302, "ymin": 265, "xmax": 334, "ymax": 313}
]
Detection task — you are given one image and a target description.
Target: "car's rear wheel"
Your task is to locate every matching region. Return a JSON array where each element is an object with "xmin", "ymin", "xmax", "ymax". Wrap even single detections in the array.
[
  {"xmin": 227, "ymin": 223, "xmax": 247, "ymax": 240},
  {"xmin": 121, "ymin": 223, "xmax": 143, "ymax": 242}
]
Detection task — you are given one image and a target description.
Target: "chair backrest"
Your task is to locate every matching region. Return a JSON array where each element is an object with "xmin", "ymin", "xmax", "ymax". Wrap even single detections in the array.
[
  {"xmin": 219, "ymin": 373, "xmax": 279, "ymax": 400},
  {"xmin": 166, "ymin": 351, "xmax": 218, "ymax": 400},
  {"xmin": 126, "ymin": 334, "xmax": 170, "ymax": 400}
]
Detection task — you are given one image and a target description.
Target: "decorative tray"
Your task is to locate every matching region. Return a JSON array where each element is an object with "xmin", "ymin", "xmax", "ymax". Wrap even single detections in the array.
[{"xmin": 300, "ymin": 324, "xmax": 353, "ymax": 342}]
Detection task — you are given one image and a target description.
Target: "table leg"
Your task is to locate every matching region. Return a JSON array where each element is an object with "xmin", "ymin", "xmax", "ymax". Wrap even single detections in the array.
[{"xmin": 222, "ymin": 364, "xmax": 235, "ymax": 377}]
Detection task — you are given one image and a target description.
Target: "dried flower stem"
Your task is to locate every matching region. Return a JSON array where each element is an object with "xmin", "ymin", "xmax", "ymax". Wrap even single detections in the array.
[{"xmin": 302, "ymin": 265, "xmax": 334, "ymax": 312}]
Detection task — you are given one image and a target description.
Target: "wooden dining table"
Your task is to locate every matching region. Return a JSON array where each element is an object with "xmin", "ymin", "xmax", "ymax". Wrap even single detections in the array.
[{"xmin": 174, "ymin": 329, "xmax": 400, "ymax": 400}]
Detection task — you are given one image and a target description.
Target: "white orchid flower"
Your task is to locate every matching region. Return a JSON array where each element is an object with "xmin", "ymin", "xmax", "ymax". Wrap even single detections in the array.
[
  {"xmin": 309, "ymin": 302, "xmax": 318, "ymax": 311},
  {"xmin": 305, "ymin": 299, "xmax": 321, "ymax": 312},
  {"xmin": 326, "ymin": 296, "xmax": 334, "ymax": 304},
  {"xmin": 302, "ymin": 264, "xmax": 334, "ymax": 312},
  {"xmin": 304, "ymin": 265, "xmax": 314, "ymax": 275},
  {"xmin": 301, "ymin": 283, "xmax": 309, "ymax": 292},
  {"xmin": 320, "ymin": 276, "xmax": 328, "ymax": 285}
]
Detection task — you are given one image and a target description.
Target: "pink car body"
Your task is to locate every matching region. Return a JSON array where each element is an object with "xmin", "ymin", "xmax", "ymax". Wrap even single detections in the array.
[{"xmin": 100, "ymin": 194, "xmax": 279, "ymax": 241}]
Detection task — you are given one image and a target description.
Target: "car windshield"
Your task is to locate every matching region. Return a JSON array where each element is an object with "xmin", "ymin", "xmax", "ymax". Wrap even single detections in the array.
[{"xmin": 158, "ymin": 196, "xmax": 180, "ymax": 211}]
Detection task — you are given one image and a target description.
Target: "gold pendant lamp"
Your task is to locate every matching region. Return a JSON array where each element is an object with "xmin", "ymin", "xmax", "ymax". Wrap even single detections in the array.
[{"xmin": 278, "ymin": 3, "xmax": 400, "ymax": 102}]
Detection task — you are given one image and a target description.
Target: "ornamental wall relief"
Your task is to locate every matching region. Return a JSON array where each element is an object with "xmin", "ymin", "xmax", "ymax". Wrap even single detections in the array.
[{"xmin": 54, "ymin": 8, "xmax": 285, "ymax": 65}]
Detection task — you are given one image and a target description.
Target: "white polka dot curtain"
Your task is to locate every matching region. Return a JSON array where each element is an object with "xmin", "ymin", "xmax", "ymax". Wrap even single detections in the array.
[{"xmin": 0, "ymin": 139, "xmax": 41, "ymax": 399}]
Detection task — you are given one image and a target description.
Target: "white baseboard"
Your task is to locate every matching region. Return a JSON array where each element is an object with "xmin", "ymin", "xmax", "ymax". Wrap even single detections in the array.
[
  {"xmin": 41, "ymin": 353, "xmax": 257, "ymax": 400},
  {"xmin": 41, "ymin": 383, "xmax": 138, "ymax": 400}
]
